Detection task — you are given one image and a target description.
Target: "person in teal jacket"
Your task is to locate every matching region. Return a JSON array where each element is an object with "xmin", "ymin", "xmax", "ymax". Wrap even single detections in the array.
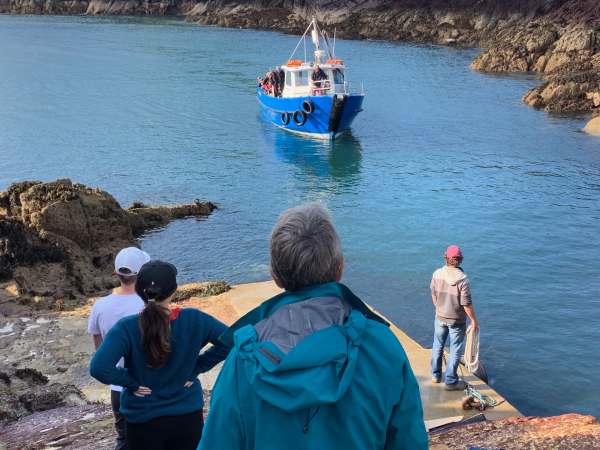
[{"xmin": 199, "ymin": 203, "xmax": 428, "ymax": 450}]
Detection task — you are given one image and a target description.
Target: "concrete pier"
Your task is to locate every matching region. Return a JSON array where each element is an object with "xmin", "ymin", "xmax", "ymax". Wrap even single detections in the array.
[{"xmin": 187, "ymin": 280, "xmax": 520, "ymax": 424}]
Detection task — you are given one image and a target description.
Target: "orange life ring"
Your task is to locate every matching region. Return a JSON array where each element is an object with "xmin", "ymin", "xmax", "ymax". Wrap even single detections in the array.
[
  {"xmin": 325, "ymin": 59, "xmax": 344, "ymax": 65},
  {"xmin": 287, "ymin": 59, "xmax": 303, "ymax": 67}
]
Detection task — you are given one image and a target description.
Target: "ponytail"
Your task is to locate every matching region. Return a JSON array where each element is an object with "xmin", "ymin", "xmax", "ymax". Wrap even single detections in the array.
[
  {"xmin": 134, "ymin": 260, "xmax": 178, "ymax": 368},
  {"xmin": 139, "ymin": 299, "xmax": 171, "ymax": 368}
]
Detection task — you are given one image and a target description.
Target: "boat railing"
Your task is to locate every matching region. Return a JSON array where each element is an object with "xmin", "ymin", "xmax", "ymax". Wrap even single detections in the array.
[
  {"xmin": 310, "ymin": 80, "xmax": 332, "ymax": 96},
  {"xmin": 309, "ymin": 80, "xmax": 364, "ymax": 96},
  {"xmin": 343, "ymin": 81, "xmax": 365, "ymax": 95}
]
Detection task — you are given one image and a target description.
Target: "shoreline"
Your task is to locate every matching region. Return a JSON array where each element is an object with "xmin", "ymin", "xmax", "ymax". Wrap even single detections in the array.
[
  {"xmin": 2, "ymin": 280, "xmax": 600, "ymax": 449},
  {"xmin": 1, "ymin": 1, "xmax": 599, "ymax": 116}
]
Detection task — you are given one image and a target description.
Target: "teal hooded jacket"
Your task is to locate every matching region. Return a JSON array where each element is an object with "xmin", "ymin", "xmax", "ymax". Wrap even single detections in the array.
[{"xmin": 199, "ymin": 282, "xmax": 428, "ymax": 450}]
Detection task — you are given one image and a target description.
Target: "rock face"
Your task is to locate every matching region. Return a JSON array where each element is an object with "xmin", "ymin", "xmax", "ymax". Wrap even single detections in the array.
[
  {"xmin": 0, "ymin": 179, "xmax": 216, "ymax": 307},
  {"xmin": 430, "ymin": 414, "xmax": 600, "ymax": 449},
  {"xmin": 2, "ymin": 0, "xmax": 599, "ymax": 114}
]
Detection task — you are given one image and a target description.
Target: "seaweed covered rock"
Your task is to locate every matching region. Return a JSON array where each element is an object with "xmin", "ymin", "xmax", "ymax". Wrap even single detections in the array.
[
  {"xmin": 523, "ymin": 63, "xmax": 600, "ymax": 113},
  {"xmin": 0, "ymin": 179, "xmax": 216, "ymax": 307}
]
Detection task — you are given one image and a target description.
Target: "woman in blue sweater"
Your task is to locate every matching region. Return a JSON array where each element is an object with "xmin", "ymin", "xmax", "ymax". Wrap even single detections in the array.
[{"xmin": 90, "ymin": 260, "xmax": 229, "ymax": 450}]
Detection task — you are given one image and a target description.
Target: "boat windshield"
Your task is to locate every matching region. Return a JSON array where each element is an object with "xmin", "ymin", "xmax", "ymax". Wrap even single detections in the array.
[
  {"xmin": 295, "ymin": 70, "xmax": 310, "ymax": 87},
  {"xmin": 332, "ymin": 68, "xmax": 344, "ymax": 84}
]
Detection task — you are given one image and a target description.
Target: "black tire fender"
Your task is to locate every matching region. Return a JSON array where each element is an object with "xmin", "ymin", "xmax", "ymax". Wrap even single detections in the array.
[
  {"xmin": 293, "ymin": 110, "xmax": 307, "ymax": 126},
  {"xmin": 281, "ymin": 112, "xmax": 291, "ymax": 125},
  {"xmin": 302, "ymin": 100, "xmax": 314, "ymax": 114}
]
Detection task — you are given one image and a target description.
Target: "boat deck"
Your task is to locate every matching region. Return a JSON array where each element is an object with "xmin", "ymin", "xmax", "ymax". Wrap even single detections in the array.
[{"xmin": 192, "ymin": 281, "xmax": 520, "ymax": 424}]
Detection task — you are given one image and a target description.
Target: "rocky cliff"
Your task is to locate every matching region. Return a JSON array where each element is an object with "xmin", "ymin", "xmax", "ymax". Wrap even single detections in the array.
[
  {"xmin": 0, "ymin": 179, "xmax": 216, "ymax": 308},
  {"xmin": 1, "ymin": 0, "xmax": 599, "ymax": 114}
]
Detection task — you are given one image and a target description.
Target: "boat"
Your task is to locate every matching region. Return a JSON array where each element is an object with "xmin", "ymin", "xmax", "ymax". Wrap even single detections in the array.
[{"xmin": 257, "ymin": 19, "xmax": 365, "ymax": 140}]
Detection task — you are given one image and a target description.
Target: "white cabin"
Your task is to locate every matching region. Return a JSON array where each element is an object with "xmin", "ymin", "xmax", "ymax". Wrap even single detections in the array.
[{"xmin": 281, "ymin": 61, "xmax": 347, "ymax": 98}]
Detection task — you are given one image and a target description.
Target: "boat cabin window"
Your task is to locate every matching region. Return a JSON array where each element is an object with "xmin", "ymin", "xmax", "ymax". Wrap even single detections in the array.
[
  {"xmin": 286, "ymin": 72, "xmax": 292, "ymax": 87},
  {"xmin": 332, "ymin": 68, "xmax": 344, "ymax": 84},
  {"xmin": 295, "ymin": 70, "xmax": 310, "ymax": 87}
]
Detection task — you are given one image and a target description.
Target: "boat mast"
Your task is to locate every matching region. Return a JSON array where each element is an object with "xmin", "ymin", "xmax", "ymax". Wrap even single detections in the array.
[
  {"xmin": 311, "ymin": 18, "xmax": 326, "ymax": 65},
  {"xmin": 286, "ymin": 18, "xmax": 333, "ymax": 65}
]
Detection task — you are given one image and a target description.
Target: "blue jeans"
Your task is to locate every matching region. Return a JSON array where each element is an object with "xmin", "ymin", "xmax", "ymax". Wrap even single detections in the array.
[{"xmin": 431, "ymin": 319, "xmax": 466, "ymax": 385}]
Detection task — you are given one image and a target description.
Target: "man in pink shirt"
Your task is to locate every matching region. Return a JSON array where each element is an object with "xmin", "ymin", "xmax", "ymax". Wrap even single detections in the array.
[{"xmin": 430, "ymin": 245, "xmax": 479, "ymax": 390}]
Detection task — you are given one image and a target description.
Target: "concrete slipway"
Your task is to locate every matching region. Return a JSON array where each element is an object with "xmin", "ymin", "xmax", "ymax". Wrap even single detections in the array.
[{"xmin": 192, "ymin": 281, "xmax": 520, "ymax": 426}]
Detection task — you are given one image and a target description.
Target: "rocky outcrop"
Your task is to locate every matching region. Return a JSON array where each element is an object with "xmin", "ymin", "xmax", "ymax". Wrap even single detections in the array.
[
  {"xmin": 471, "ymin": 17, "xmax": 600, "ymax": 113},
  {"xmin": 171, "ymin": 281, "xmax": 231, "ymax": 302},
  {"xmin": 0, "ymin": 179, "xmax": 216, "ymax": 307},
  {"xmin": 430, "ymin": 414, "xmax": 600, "ymax": 449}
]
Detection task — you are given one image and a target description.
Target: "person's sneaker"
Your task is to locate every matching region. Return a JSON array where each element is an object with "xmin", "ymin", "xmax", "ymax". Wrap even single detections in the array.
[
  {"xmin": 444, "ymin": 380, "xmax": 467, "ymax": 391},
  {"xmin": 431, "ymin": 376, "xmax": 441, "ymax": 384}
]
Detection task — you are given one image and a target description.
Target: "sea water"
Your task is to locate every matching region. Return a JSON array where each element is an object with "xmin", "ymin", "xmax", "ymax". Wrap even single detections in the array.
[{"xmin": 1, "ymin": 15, "xmax": 599, "ymax": 417}]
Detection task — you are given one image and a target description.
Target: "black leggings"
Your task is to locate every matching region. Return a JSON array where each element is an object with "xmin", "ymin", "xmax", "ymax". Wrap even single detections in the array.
[{"xmin": 126, "ymin": 410, "xmax": 203, "ymax": 450}]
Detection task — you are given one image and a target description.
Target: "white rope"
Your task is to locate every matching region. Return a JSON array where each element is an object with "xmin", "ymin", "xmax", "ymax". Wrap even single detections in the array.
[{"xmin": 463, "ymin": 325, "xmax": 480, "ymax": 373}]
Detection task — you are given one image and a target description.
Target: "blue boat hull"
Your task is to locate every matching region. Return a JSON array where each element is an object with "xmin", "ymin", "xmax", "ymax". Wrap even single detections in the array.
[{"xmin": 257, "ymin": 88, "xmax": 364, "ymax": 140}]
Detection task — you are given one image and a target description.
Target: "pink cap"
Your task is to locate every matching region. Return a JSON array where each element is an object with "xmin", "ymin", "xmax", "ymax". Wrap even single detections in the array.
[{"xmin": 445, "ymin": 245, "xmax": 463, "ymax": 259}]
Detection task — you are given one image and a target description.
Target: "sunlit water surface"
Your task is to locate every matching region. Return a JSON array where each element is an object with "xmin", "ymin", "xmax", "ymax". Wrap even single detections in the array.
[{"xmin": 1, "ymin": 16, "xmax": 599, "ymax": 417}]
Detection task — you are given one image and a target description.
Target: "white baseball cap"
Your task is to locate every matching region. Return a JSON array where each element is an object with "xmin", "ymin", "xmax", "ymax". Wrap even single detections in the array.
[{"xmin": 114, "ymin": 247, "xmax": 151, "ymax": 276}]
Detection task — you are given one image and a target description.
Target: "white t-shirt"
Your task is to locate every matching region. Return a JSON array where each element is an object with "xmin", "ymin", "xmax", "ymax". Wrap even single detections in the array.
[{"xmin": 87, "ymin": 293, "xmax": 145, "ymax": 392}]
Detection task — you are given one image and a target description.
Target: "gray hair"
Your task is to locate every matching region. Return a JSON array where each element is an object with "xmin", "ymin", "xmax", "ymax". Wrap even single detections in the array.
[{"xmin": 270, "ymin": 203, "xmax": 343, "ymax": 292}]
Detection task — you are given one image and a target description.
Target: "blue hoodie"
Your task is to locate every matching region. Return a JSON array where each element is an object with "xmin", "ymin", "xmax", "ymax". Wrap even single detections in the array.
[
  {"xmin": 90, "ymin": 308, "xmax": 229, "ymax": 423},
  {"xmin": 199, "ymin": 282, "xmax": 428, "ymax": 450}
]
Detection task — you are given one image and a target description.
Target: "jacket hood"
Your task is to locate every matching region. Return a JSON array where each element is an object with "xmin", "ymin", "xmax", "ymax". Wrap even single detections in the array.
[
  {"xmin": 220, "ymin": 282, "xmax": 387, "ymax": 348},
  {"xmin": 233, "ymin": 308, "xmax": 366, "ymax": 412},
  {"xmin": 439, "ymin": 266, "xmax": 467, "ymax": 286}
]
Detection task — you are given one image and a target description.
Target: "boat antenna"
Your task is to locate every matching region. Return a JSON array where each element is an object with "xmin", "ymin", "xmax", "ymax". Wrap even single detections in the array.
[
  {"xmin": 333, "ymin": 28, "xmax": 336, "ymax": 58},
  {"xmin": 311, "ymin": 17, "xmax": 320, "ymax": 51},
  {"xmin": 304, "ymin": 34, "xmax": 307, "ymax": 62}
]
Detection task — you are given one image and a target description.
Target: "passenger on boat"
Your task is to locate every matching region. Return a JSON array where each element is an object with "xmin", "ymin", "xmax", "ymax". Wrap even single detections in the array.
[
  {"xmin": 276, "ymin": 66, "xmax": 285, "ymax": 96},
  {"xmin": 199, "ymin": 204, "xmax": 428, "ymax": 450},
  {"xmin": 259, "ymin": 72, "xmax": 273, "ymax": 95},
  {"xmin": 311, "ymin": 65, "xmax": 328, "ymax": 95},
  {"xmin": 271, "ymin": 70, "xmax": 281, "ymax": 97},
  {"xmin": 430, "ymin": 245, "xmax": 479, "ymax": 391}
]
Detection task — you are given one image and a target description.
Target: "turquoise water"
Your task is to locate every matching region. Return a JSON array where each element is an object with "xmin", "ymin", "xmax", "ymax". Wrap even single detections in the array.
[{"xmin": 1, "ymin": 15, "xmax": 599, "ymax": 418}]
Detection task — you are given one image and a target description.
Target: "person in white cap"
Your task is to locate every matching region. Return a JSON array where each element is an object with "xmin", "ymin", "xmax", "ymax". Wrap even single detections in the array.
[{"xmin": 88, "ymin": 247, "xmax": 151, "ymax": 450}]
